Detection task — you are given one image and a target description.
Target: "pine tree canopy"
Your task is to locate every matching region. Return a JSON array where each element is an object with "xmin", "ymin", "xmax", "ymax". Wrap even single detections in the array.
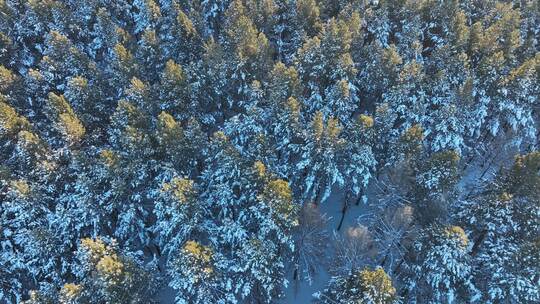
[{"xmin": 0, "ymin": 0, "xmax": 538, "ymax": 303}]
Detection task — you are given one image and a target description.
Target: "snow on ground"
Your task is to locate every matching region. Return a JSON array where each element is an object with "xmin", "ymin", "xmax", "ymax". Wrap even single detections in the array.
[
  {"xmin": 282, "ymin": 140, "xmax": 521, "ymax": 303},
  {"xmin": 156, "ymin": 188, "xmax": 369, "ymax": 304},
  {"xmin": 282, "ymin": 188, "xmax": 372, "ymax": 303},
  {"xmin": 458, "ymin": 138, "xmax": 520, "ymax": 200},
  {"xmin": 159, "ymin": 143, "xmax": 517, "ymax": 303}
]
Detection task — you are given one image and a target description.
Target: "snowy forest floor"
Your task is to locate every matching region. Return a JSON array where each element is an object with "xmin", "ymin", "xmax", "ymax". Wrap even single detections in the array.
[
  {"xmin": 157, "ymin": 139, "xmax": 521, "ymax": 303},
  {"xmin": 282, "ymin": 188, "xmax": 365, "ymax": 303},
  {"xmin": 282, "ymin": 138, "xmax": 521, "ymax": 303}
]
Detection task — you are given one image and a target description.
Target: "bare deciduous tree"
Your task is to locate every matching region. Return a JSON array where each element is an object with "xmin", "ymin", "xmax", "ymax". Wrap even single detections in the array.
[{"xmin": 292, "ymin": 203, "xmax": 330, "ymax": 286}]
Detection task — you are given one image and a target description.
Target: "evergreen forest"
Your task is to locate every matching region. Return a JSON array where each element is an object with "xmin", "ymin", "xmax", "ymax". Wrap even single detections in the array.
[{"xmin": 0, "ymin": 0, "xmax": 539, "ymax": 303}]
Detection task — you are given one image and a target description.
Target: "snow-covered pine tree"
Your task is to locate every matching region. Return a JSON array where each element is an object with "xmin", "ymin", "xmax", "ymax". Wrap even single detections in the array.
[
  {"xmin": 269, "ymin": 96, "xmax": 304, "ymax": 178},
  {"xmin": 133, "ymin": 0, "xmax": 161, "ymax": 34},
  {"xmin": 403, "ymin": 225, "xmax": 479, "ymax": 303},
  {"xmin": 67, "ymin": 237, "xmax": 159, "ymax": 303},
  {"xmin": 297, "ymin": 111, "xmax": 346, "ymax": 204},
  {"xmin": 158, "ymin": 1, "xmax": 202, "ymax": 64},
  {"xmin": 158, "ymin": 60, "xmax": 190, "ymax": 118},
  {"xmin": 44, "ymin": 92, "xmax": 85, "ymax": 147},
  {"xmin": 192, "ymin": 133, "xmax": 299, "ymax": 302},
  {"xmin": 221, "ymin": 0, "xmax": 272, "ymax": 111},
  {"xmin": 316, "ymin": 267, "xmax": 399, "ymax": 304},
  {"xmin": 169, "ymin": 240, "xmax": 220, "ymax": 304},
  {"xmin": 135, "ymin": 28, "xmax": 163, "ymax": 82},
  {"xmin": 457, "ymin": 152, "xmax": 540, "ymax": 303},
  {"xmin": 337, "ymin": 114, "xmax": 377, "ymax": 230},
  {"xmin": 153, "ymin": 177, "xmax": 201, "ymax": 259},
  {"xmin": 40, "ymin": 31, "xmax": 95, "ymax": 91}
]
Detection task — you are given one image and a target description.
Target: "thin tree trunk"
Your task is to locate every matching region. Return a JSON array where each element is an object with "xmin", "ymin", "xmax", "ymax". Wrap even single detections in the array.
[
  {"xmin": 462, "ymin": 150, "xmax": 477, "ymax": 172},
  {"xmin": 293, "ymin": 261, "xmax": 300, "ymax": 296},
  {"xmin": 471, "ymin": 230, "xmax": 487, "ymax": 256},
  {"xmin": 379, "ymin": 254, "xmax": 388, "ymax": 268},
  {"xmin": 314, "ymin": 178, "xmax": 326, "ymax": 205},
  {"xmin": 337, "ymin": 191, "xmax": 351, "ymax": 231},
  {"xmin": 479, "ymin": 143, "xmax": 502, "ymax": 180},
  {"xmin": 376, "ymin": 167, "xmax": 382, "ymax": 179},
  {"xmin": 314, "ymin": 186, "xmax": 322, "ymax": 205},
  {"xmin": 355, "ymin": 187, "xmax": 365, "ymax": 206},
  {"xmin": 393, "ymin": 255, "xmax": 405, "ymax": 275}
]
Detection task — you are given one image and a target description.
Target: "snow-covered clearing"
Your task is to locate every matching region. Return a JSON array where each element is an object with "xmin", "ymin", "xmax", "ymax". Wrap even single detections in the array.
[{"xmin": 282, "ymin": 188, "xmax": 372, "ymax": 303}]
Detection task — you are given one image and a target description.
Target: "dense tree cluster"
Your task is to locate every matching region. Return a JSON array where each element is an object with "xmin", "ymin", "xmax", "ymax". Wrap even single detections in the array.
[{"xmin": 0, "ymin": 0, "xmax": 538, "ymax": 303}]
